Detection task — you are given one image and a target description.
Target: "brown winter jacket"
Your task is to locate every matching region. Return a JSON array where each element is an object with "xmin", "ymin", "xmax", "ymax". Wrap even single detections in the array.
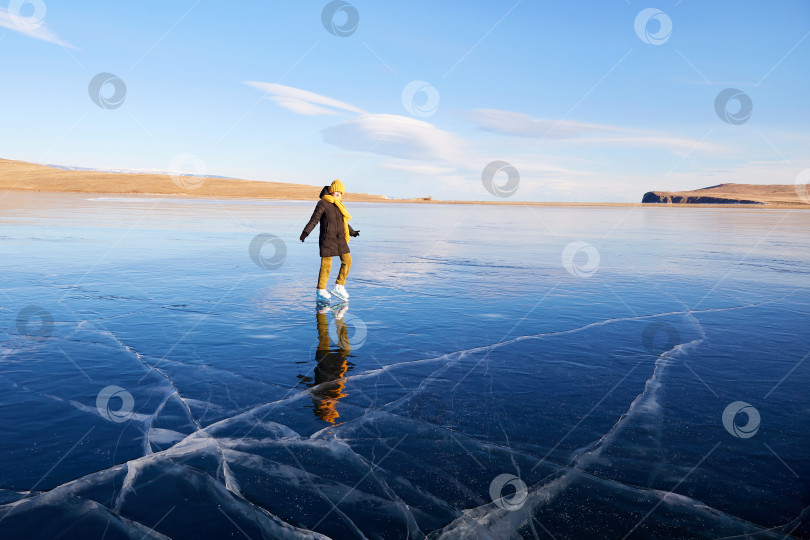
[{"xmin": 302, "ymin": 186, "xmax": 358, "ymax": 257}]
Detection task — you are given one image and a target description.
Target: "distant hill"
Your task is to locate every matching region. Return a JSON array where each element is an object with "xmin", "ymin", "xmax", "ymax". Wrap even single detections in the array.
[
  {"xmin": 0, "ymin": 158, "xmax": 391, "ymax": 202},
  {"xmin": 642, "ymin": 183, "xmax": 809, "ymax": 206}
]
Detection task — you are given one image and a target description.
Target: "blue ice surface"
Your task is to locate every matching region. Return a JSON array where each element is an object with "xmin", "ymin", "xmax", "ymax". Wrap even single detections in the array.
[{"xmin": 1, "ymin": 192, "xmax": 809, "ymax": 539}]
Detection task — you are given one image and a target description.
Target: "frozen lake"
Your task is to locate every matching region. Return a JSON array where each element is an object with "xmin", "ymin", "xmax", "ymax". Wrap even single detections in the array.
[{"xmin": 1, "ymin": 192, "xmax": 808, "ymax": 539}]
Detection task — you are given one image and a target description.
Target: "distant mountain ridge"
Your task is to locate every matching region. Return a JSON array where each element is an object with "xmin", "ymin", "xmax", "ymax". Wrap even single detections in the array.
[{"xmin": 642, "ymin": 183, "xmax": 808, "ymax": 206}]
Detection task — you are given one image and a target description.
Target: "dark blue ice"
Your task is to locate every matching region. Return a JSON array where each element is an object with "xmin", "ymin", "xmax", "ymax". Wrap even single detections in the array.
[{"xmin": 1, "ymin": 193, "xmax": 808, "ymax": 539}]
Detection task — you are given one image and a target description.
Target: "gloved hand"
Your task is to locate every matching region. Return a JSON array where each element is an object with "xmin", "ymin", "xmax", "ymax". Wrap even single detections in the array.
[
  {"xmin": 350, "ymin": 229, "xmax": 360, "ymax": 237},
  {"xmin": 300, "ymin": 232, "xmax": 307, "ymax": 242}
]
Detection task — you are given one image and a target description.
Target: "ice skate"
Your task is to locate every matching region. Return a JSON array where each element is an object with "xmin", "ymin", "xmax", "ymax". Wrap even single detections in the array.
[
  {"xmin": 316, "ymin": 289, "xmax": 332, "ymax": 303},
  {"xmin": 331, "ymin": 283, "xmax": 349, "ymax": 302}
]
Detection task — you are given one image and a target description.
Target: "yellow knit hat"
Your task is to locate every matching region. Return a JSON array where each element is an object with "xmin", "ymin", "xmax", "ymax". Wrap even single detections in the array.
[{"xmin": 329, "ymin": 179, "xmax": 345, "ymax": 194}]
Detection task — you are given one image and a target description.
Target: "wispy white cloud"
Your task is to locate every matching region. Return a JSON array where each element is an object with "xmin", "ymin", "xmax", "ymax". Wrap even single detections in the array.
[
  {"xmin": 245, "ymin": 81, "xmax": 367, "ymax": 116},
  {"xmin": 322, "ymin": 114, "xmax": 467, "ymax": 163},
  {"xmin": 472, "ymin": 108, "xmax": 616, "ymax": 139},
  {"xmin": 569, "ymin": 135, "xmax": 727, "ymax": 155},
  {"xmin": 0, "ymin": 7, "xmax": 77, "ymax": 49},
  {"xmin": 380, "ymin": 161, "xmax": 457, "ymax": 175},
  {"xmin": 245, "ymin": 83, "xmax": 470, "ymax": 174},
  {"xmin": 471, "ymin": 108, "xmax": 726, "ymax": 155},
  {"xmin": 673, "ymin": 78, "xmax": 761, "ymax": 87}
]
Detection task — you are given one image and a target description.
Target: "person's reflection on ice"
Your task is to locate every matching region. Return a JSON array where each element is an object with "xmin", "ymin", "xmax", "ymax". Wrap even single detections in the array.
[{"xmin": 302, "ymin": 303, "xmax": 353, "ymax": 424}]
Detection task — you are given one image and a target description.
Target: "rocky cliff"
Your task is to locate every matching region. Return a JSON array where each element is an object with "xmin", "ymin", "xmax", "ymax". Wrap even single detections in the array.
[{"xmin": 642, "ymin": 183, "xmax": 808, "ymax": 206}]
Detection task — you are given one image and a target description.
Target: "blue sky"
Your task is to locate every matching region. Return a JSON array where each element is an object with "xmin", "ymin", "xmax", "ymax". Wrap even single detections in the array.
[{"xmin": 1, "ymin": 0, "xmax": 809, "ymax": 201}]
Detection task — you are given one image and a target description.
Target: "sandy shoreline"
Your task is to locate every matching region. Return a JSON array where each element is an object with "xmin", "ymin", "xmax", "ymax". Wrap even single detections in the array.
[{"xmin": 3, "ymin": 158, "xmax": 809, "ymax": 209}]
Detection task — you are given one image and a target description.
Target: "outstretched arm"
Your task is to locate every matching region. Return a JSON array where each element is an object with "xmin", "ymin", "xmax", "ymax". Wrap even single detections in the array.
[
  {"xmin": 348, "ymin": 224, "xmax": 359, "ymax": 237},
  {"xmin": 301, "ymin": 202, "xmax": 325, "ymax": 241}
]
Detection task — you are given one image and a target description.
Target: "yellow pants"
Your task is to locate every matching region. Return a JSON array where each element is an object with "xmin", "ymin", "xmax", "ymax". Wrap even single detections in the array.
[{"xmin": 318, "ymin": 253, "xmax": 352, "ymax": 289}]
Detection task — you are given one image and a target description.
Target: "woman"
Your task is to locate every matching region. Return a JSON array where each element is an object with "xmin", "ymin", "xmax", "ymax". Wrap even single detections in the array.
[{"xmin": 300, "ymin": 179, "xmax": 360, "ymax": 303}]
